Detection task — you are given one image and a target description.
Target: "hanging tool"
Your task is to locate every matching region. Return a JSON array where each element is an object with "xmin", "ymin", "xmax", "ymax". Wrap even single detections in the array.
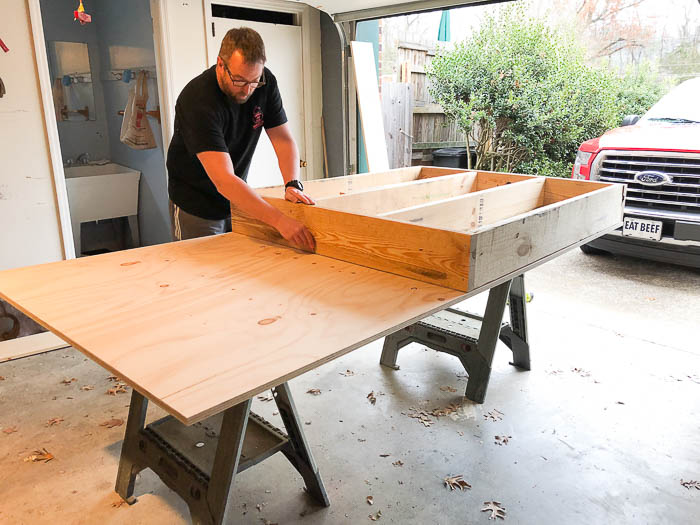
[
  {"xmin": 0, "ymin": 77, "xmax": 5, "ymax": 98},
  {"xmin": 0, "ymin": 37, "xmax": 9, "ymax": 53},
  {"xmin": 74, "ymin": 0, "xmax": 92, "ymax": 25}
]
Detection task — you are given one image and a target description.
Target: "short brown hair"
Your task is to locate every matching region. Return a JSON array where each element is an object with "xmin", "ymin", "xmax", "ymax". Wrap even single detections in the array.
[{"xmin": 219, "ymin": 27, "xmax": 266, "ymax": 64}]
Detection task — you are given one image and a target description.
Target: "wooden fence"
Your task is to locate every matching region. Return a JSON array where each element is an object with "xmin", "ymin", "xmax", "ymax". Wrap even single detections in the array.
[
  {"xmin": 396, "ymin": 42, "xmax": 467, "ymax": 165},
  {"xmin": 381, "ymin": 82, "xmax": 413, "ymax": 169}
]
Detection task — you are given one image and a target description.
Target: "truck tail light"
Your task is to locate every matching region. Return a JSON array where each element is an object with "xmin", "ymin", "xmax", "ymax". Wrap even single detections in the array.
[{"xmin": 572, "ymin": 150, "xmax": 593, "ymax": 180}]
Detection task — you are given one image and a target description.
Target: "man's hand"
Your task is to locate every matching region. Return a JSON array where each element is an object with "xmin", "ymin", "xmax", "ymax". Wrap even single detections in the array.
[
  {"xmin": 274, "ymin": 214, "xmax": 316, "ymax": 252},
  {"xmin": 285, "ymin": 186, "xmax": 316, "ymax": 205}
]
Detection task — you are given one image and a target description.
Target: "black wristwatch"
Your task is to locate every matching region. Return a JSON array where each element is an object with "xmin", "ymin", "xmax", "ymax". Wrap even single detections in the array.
[{"xmin": 285, "ymin": 179, "xmax": 303, "ymax": 192}]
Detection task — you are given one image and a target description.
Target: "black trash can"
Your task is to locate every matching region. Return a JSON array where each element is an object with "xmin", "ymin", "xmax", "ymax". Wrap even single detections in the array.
[{"xmin": 433, "ymin": 147, "xmax": 469, "ymax": 169}]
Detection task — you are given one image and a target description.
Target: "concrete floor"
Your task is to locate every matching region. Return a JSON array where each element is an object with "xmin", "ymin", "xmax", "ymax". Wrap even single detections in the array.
[{"xmin": 1, "ymin": 248, "xmax": 699, "ymax": 524}]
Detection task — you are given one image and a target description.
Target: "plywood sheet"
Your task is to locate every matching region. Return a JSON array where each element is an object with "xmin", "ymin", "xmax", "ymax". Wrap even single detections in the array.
[
  {"xmin": 351, "ymin": 41, "xmax": 389, "ymax": 172},
  {"xmin": 0, "ymin": 233, "xmax": 462, "ymax": 425}
]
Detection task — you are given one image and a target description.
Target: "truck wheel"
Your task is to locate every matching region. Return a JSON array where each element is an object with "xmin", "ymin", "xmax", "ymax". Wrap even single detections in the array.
[{"xmin": 580, "ymin": 244, "xmax": 608, "ymax": 256}]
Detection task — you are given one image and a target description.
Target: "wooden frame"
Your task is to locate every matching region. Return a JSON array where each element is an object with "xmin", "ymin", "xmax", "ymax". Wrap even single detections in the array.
[{"xmin": 233, "ymin": 167, "xmax": 625, "ymax": 292}]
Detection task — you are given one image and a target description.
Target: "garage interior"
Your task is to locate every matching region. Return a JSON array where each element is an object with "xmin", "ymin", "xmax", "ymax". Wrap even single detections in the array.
[
  {"xmin": 2, "ymin": 252, "xmax": 698, "ymax": 524},
  {"xmin": 1, "ymin": 1, "xmax": 699, "ymax": 524}
]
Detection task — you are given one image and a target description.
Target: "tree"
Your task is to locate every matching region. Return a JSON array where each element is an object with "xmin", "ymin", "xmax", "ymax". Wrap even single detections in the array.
[
  {"xmin": 427, "ymin": 3, "xmax": 666, "ymax": 177},
  {"xmin": 553, "ymin": 0, "xmax": 655, "ymax": 62},
  {"xmin": 428, "ymin": 4, "xmax": 620, "ymax": 175},
  {"xmin": 659, "ymin": 7, "xmax": 700, "ymax": 82}
]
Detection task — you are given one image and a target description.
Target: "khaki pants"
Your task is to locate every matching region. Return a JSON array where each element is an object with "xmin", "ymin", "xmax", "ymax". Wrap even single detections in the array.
[{"xmin": 169, "ymin": 201, "xmax": 232, "ymax": 241}]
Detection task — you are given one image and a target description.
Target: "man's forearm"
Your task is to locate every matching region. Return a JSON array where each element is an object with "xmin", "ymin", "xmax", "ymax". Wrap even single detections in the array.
[
  {"xmin": 196, "ymin": 149, "xmax": 315, "ymax": 251},
  {"xmin": 275, "ymin": 138, "xmax": 300, "ymax": 185},
  {"xmin": 196, "ymin": 151, "xmax": 284, "ymax": 228},
  {"xmin": 217, "ymin": 175, "xmax": 284, "ymax": 228}
]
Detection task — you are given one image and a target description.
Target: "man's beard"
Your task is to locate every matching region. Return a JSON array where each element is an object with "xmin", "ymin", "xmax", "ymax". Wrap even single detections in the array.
[{"xmin": 224, "ymin": 87, "xmax": 251, "ymax": 105}]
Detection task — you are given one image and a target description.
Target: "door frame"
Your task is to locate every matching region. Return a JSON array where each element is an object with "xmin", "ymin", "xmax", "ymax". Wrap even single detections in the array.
[
  {"xmin": 203, "ymin": 0, "xmax": 323, "ymax": 181},
  {"xmin": 27, "ymin": 0, "xmax": 76, "ymax": 260},
  {"xmin": 27, "ymin": 0, "xmax": 174, "ymax": 261},
  {"xmin": 29, "ymin": 0, "xmax": 323, "ymax": 264}
]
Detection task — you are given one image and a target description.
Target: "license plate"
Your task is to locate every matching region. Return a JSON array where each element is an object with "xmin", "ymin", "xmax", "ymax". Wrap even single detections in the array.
[{"xmin": 622, "ymin": 216, "xmax": 663, "ymax": 240}]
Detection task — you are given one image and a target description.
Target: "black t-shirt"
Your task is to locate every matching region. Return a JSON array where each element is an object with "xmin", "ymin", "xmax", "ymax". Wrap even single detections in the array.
[{"xmin": 167, "ymin": 65, "xmax": 287, "ymax": 220}]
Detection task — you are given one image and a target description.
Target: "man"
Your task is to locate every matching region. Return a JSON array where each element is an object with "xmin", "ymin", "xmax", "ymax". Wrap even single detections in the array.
[{"xmin": 167, "ymin": 27, "xmax": 315, "ymax": 251}]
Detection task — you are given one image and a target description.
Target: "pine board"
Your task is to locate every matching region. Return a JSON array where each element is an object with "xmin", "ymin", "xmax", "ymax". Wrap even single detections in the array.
[
  {"xmin": 236, "ymin": 170, "xmax": 624, "ymax": 293},
  {"xmin": 0, "ymin": 332, "xmax": 69, "ymax": 363},
  {"xmin": 0, "ymin": 233, "xmax": 463, "ymax": 425}
]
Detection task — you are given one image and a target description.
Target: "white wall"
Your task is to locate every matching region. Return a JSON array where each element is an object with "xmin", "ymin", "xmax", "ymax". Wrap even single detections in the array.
[{"xmin": 0, "ymin": 1, "xmax": 64, "ymax": 271}]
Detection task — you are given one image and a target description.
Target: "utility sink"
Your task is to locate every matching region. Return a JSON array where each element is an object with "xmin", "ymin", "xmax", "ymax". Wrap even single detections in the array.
[{"xmin": 64, "ymin": 163, "xmax": 141, "ymax": 256}]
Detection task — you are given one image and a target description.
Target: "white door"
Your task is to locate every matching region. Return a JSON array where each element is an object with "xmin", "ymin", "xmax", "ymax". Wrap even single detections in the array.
[{"xmin": 208, "ymin": 17, "xmax": 305, "ymax": 188}]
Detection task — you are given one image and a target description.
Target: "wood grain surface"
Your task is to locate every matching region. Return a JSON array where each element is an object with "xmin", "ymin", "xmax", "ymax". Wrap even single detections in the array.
[
  {"xmin": 468, "ymin": 184, "xmax": 624, "ymax": 289},
  {"xmin": 255, "ymin": 166, "xmax": 465, "ymax": 200},
  {"xmin": 0, "ymin": 233, "xmax": 463, "ymax": 424},
  {"xmin": 382, "ymin": 178, "xmax": 546, "ymax": 231},
  {"xmin": 316, "ymin": 171, "xmax": 478, "ymax": 215},
  {"xmin": 231, "ymin": 199, "xmax": 471, "ymax": 291}
]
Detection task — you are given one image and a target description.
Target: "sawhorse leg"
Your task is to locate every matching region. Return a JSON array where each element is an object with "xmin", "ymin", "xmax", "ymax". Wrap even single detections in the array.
[
  {"xmin": 499, "ymin": 273, "xmax": 531, "ymax": 370},
  {"xmin": 381, "ymin": 275, "xmax": 532, "ymax": 403},
  {"xmin": 273, "ymin": 383, "xmax": 330, "ymax": 506},
  {"xmin": 463, "ymin": 279, "xmax": 511, "ymax": 402},
  {"xmin": 115, "ymin": 389, "xmax": 148, "ymax": 504},
  {"xmin": 196, "ymin": 399, "xmax": 252, "ymax": 525},
  {"xmin": 115, "ymin": 384, "xmax": 328, "ymax": 525}
]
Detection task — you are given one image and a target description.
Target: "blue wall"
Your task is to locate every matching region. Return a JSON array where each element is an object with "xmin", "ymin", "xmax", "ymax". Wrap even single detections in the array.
[
  {"xmin": 40, "ymin": 0, "xmax": 110, "ymax": 162},
  {"xmin": 40, "ymin": 0, "xmax": 170, "ymax": 248},
  {"xmin": 93, "ymin": 0, "xmax": 170, "ymax": 247}
]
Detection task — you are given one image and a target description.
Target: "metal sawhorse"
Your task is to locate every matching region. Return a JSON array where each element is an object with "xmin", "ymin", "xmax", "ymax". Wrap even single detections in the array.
[
  {"xmin": 381, "ymin": 274, "xmax": 531, "ymax": 403},
  {"xmin": 115, "ymin": 382, "xmax": 329, "ymax": 524}
]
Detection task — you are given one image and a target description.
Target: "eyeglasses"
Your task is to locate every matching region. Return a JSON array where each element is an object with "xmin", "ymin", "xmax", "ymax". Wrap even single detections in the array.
[{"xmin": 218, "ymin": 55, "xmax": 266, "ymax": 88}]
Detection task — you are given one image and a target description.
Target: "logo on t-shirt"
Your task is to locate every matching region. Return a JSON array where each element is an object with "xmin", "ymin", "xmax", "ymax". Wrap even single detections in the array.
[{"xmin": 252, "ymin": 106, "xmax": 264, "ymax": 129}]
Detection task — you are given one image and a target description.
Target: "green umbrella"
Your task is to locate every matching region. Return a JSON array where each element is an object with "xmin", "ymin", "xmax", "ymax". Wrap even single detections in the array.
[{"xmin": 438, "ymin": 10, "xmax": 451, "ymax": 42}]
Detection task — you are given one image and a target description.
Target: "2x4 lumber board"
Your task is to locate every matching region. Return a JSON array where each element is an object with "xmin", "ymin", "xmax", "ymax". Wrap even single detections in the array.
[
  {"xmin": 474, "ymin": 171, "xmax": 537, "ymax": 191},
  {"xmin": 256, "ymin": 167, "xmax": 420, "ymax": 199},
  {"xmin": 541, "ymin": 177, "xmax": 611, "ymax": 205},
  {"xmin": 0, "ymin": 233, "xmax": 464, "ymax": 425},
  {"xmin": 316, "ymin": 171, "xmax": 478, "ymax": 216},
  {"xmin": 230, "ymin": 199, "xmax": 471, "ymax": 291},
  {"xmin": 468, "ymin": 184, "xmax": 625, "ymax": 290},
  {"xmin": 382, "ymin": 177, "xmax": 546, "ymax": 232},
  {"xmin": 0, "ymin": 331, "xmax": 69, "ymax": 363},
  {"xmin": 351, "ymin": 41, "xmax": 389, "ymax": 172},
  {"xmin": 255, "ymin": 166, "xmax": 467, "ymax": 200}
]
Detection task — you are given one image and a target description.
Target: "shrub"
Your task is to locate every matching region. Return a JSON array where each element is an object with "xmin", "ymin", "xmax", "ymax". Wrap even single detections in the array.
[{"xmin": 427, "ymin": 4, "xmax": 665, "ymax": 177}]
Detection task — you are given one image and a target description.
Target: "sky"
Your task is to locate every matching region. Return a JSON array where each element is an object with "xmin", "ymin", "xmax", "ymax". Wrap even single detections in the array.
[{"xmin": 390, "ymin": 0, "xmax": 700, "ymax": 45}]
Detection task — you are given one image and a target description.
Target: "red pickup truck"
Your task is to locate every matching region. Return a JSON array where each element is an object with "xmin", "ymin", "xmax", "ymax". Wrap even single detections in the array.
[{"xmin": 572, "ymin": 77, "xmax": 700, "ymax": 268}]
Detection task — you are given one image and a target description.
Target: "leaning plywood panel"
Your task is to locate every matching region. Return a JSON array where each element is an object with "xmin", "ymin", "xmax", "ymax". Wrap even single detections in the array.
[{"xmin": 351, "ymin": 41, "xmax": 389, "ymax": 171}]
